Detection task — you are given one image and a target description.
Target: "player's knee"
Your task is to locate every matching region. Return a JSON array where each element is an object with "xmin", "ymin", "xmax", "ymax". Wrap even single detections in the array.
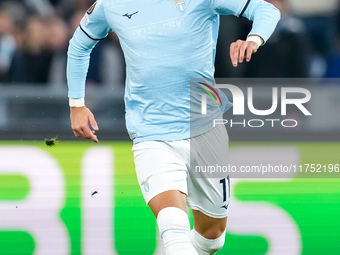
[
  {"xmin": 190, "ymin": 228, "xmax": 226, "ymax": 255},
  {"xmin": 201, "ymin": 225, "xmax": 226, "ymax": 240}
]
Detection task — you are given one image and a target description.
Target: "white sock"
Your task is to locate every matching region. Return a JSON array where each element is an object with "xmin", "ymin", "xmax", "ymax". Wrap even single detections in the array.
[
  {"xmin": 190, "ymin": 228, "xmax": 226, "ymax": 255},
  {"xmin": 157, "ymin": 207, "xmax": 198, "ymax": 255}
]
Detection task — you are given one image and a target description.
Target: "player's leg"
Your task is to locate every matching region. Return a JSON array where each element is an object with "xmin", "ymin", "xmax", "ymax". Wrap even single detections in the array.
[
  {"xmin": 192, "ymin": 210, "xmax": 227, "ymax": 239},
  {"xmin": 187, "ymin": 175, "xmax": 229, "ymax": 255},
  {"xmin": 132, "ymin": 141, "xmax": 198, "ymax": 255},
  {"xmin": 148, "ymin": 190, "xmax": 197, "ymax": 255},
  {"xmin": 148, "ymin": 190, "xmax": 187, "ymax": 217},
  {"xmin": 190, "ymin": 210, "xmax": 227, "ymax": 255},
  {"xmin": 188, "ymin": 124, "xmax": 230, "ymax": 254}
]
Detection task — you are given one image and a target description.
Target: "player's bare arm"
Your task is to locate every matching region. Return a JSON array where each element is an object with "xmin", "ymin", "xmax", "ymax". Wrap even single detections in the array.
[
  {"xmin": 70, "ymin": 106, "xmax": 99, "ymax": 143},
  {"xmin": 230, "ymin": 38, "xmax": 262, "ymax": 67}
]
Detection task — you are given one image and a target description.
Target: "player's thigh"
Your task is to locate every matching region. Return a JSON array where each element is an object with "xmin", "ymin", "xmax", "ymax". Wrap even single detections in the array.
[
  {"xmin": 192, "ymin": 209, "xmax": 227, "ymax": 239},
  {"xmin": 132, "ymin": 140, "xmax": 189, "ymax": 212},
  {"xmin": 187, "ymin": 125, "xmax": 230, "ymax": 219}
]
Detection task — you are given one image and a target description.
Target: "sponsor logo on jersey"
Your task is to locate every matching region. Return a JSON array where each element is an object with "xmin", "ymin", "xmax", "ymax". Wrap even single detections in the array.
[
  {"xmin": 122, "ymin": 11, "xmax": 139, "ymax": 19},
  {"xmin": 169, "ymin": 0, "xmax": 186, "ymax": 12}
]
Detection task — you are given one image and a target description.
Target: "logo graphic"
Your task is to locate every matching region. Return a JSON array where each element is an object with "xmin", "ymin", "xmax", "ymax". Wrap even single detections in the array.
[
  {"xmin": 198, "ymin": 82, "xmax": 222, "ymax": 115},
  {"xmin": 87, "ymin": 2, "xmax": 97, "ymax": 14},
  {"xmin": 83, "ymin": 14, "xmax": 90, "ymax": 26},
  {"xmin": 122, "ymin": 11, "xmax": 139, "ymax": 19},
  {"xmin": 169, "ymin": 0, "xmax": 186, "ymax": 12},
  {"xmin": 141, "ymin": 176, "xmax": 151, "ymax": 193},
  {"xmin": 198, "ymin": 82, "xmax": 312, "ymax": 128},
  {"xmin": 221, "ymin": 204, "xmax": 229, "ymax": 210},
  {"xmin": 144, "ymin": 183, "xmax": 150, "ymax": 192}
]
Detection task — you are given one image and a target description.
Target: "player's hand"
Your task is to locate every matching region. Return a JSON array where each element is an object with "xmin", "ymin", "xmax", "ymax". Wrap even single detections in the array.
[
  {"xmin": 230, "ymin": 40, "xmax": 259, "ymax": 67},
  {"xmin": 70, "ymin": 106, "xmax": 99, "ymax": 143}
]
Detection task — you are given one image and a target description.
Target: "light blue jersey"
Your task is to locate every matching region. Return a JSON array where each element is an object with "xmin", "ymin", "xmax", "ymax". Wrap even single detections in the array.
[{"xmin": 67, "ymin": 0, "xmax": 280, "ymax": 143}]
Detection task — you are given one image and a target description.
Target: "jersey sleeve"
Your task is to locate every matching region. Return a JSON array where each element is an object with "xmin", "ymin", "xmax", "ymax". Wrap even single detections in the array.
[
  {"xmin": 67, "ymin": 0, "xmax": 112, "ymax": 99},
  {"xmin": 211, "ymin": 0, "xmax": 250, "ymax": 16},
  {"xmin": 241, "ymin": 0, "xmax": 281, "ymax": 43},
  {"xmin": 211, "ymin": 0, "xmax": 281, "ymax": 44},
  {"xmin": 80, "ymin": 0, "xmax": 111, "ymax": 40},
  {"xmin": 67, "ymin": 28, "xmax": 98, "ymax": 99}
]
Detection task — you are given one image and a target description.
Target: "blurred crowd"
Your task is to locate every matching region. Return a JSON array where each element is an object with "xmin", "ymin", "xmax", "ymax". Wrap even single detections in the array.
[
  {"xmin": 215, "ymin": 0, "xmax": 340, "ymax": 78},
  {"xmin": 0, "ymin": 0, "xmax": 340, "ymax": 87},
  {"xmin": 0, "ymin": 0, "xmax": 124, "ymax": 86}
]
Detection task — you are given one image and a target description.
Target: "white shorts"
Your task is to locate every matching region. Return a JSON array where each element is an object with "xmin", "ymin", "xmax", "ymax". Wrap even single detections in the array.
[{"xmin": 132, "ymin": 125, "xmax": 230, "ymax": 218}]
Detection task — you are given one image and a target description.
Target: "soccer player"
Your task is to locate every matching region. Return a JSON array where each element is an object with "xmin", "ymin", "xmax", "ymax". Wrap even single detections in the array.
[{"xmin": 67, "ymin": 0, "xmax": 280, "ymax": 254}]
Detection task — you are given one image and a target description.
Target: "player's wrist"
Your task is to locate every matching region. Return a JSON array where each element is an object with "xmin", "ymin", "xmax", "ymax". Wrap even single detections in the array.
[
  {"xmin": 246, "ymin": 35, "xmax": 264, "ymax": 48},
  {"xmin": 69, "ymin": 98, "xmax": 85, "ymax": 107}
]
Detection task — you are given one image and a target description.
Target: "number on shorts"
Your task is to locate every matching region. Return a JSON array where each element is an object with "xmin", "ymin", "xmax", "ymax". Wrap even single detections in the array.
[
  {"xmin": 220, "ymin": 175, "xmax": 230, "ymax": 202},
  {"xmin": 220, "ymin": 176, "xmax": 230, "ymax": 202}
]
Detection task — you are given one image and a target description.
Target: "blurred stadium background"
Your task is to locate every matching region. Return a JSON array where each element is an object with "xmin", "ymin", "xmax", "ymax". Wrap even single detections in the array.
[{"xmin": 0, "ymin": 0, "xmax": 340, "ymax": 254}]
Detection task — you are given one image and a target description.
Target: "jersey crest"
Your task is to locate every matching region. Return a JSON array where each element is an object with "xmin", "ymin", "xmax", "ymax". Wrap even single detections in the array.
[{"xmin": 168, "ymin": 0, "xmax": 186, "ymax": 12}]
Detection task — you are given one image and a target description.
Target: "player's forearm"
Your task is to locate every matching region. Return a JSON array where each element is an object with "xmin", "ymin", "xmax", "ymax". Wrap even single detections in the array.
[
  {"xmin": 242, "ymin": 0, "xmax": 281, "ymax": 44},
  {"xmin": 67, "ymin": 27, "xmax": 98, "ymax": 100}
]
